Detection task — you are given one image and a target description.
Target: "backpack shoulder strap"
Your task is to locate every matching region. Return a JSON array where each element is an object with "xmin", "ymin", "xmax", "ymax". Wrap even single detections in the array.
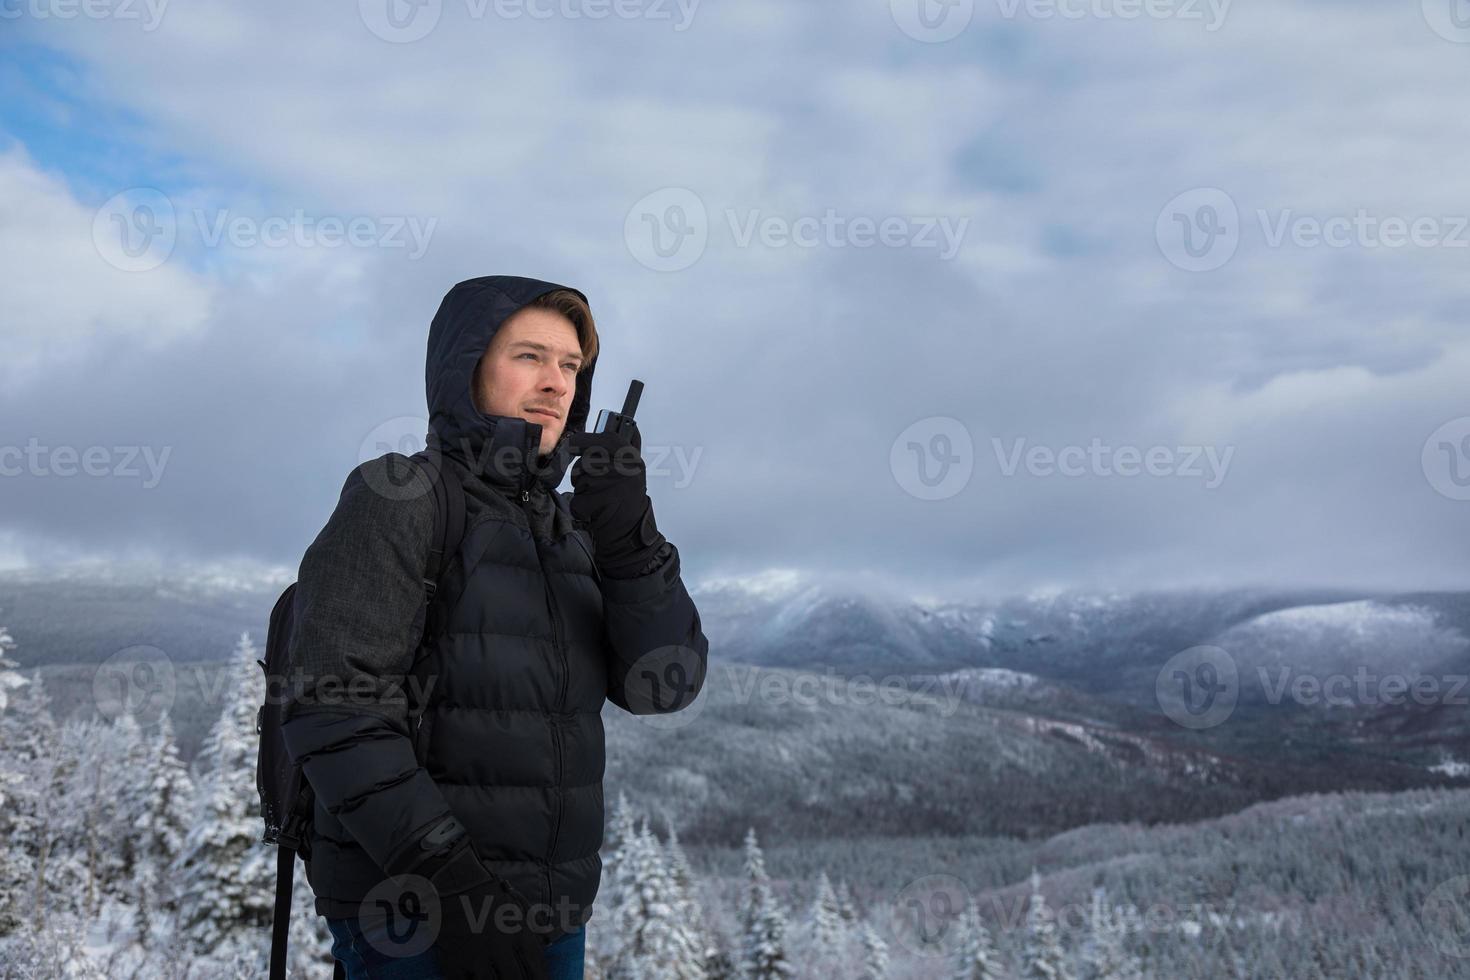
[{"xmin": 414, "ymin": 449, "xmax": 466, "ymax": 599}]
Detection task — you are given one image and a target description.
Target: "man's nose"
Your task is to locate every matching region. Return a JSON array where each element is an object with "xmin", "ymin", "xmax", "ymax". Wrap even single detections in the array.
[{"xmin": 538, "ymin": 365, "xmax": 569, "ymax": 398}]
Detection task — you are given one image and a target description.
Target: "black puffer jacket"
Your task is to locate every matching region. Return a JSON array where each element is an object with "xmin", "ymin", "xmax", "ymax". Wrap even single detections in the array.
[{"xmin": 282, "ymin": 275, "xmax": 708, "ymax": 943}]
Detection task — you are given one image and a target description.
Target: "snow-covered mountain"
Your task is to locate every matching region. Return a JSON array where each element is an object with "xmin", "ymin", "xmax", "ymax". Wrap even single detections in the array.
[{"xmin": 5, "ymin": 562, "xmax": 1467, "ymax": 824}]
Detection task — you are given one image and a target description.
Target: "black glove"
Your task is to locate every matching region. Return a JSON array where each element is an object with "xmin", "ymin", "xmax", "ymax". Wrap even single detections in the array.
[
  {"xmin": 564, "ymin": 424, "xmax": 667, "ymax": 578},
  {"xmin": 387, "ymin": 826, "xmax": 549, "ymax": 980}
]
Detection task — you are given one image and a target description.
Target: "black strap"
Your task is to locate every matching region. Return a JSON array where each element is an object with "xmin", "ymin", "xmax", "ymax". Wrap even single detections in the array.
[
  {"xmin": 420, "ymin": 450, "xmax": 466, "ymax": 594},
  {"xmin": 268, "ymin": 845, "xmax": 294, "ymax": 980}
]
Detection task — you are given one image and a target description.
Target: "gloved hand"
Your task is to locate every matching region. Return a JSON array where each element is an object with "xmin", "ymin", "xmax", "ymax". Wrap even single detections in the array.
[
  {"xmin": 563, "ymin": 424, "xmax": 667, "ymax": 578},
  {"xmin": 410, "ymin": 836, "xmax": 551, "ymax": 980}
]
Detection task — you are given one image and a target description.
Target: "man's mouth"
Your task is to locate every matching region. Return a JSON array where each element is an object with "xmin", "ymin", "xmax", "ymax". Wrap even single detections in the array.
[{"xmin": 526, "ymin": 408, "xmax": 559, "ymax": 420}]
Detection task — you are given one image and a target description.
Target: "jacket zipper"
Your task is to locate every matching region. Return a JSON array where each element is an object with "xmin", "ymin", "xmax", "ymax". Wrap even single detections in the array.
[
  {"xmin": 521, "ymin": 430, "xmax": 566, "ymax": 903},
  {"xmin": 542, "ymin": 561, "xmax": 566, "ymax": 897}
]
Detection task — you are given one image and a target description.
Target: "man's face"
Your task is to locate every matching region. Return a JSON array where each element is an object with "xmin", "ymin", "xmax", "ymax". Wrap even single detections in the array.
[{"xmin": 473, "ymin": 308, "xmax": 583, "ymax": 456}]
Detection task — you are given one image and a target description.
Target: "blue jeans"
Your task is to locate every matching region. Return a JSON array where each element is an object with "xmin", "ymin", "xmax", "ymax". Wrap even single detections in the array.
[{"xmin": 325, "ymin": 916, "xmax": 585, "ymax": 979}]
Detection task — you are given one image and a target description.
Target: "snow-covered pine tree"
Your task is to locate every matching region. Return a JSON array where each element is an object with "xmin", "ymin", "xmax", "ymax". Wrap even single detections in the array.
[
  {"xmin": 833, "ymin": 878, "xmax": 860, "ymax": 925},
  {"xmin": 802, "ymin": 870, "xmax": 847, "ymax": 967},
  {"xmin": 173, "ymin": 632, "xmax": 274, "ymax": 955},
  {"xmin": 607, "ymin": 818, "xmax": 707, "ymax": 980},
  {"xmin": 597, "ymin": 790, "xmax": 643, "ymax": 970},
  {"xmin": 953, "ymin": 895, "xmax": 1005, "ymax": 980},
  {"xmin": 604, "ymin": 790, "xmax": 640, "ymax": 892},
  {"xmin": 131, "ymin": 710, "xmax": 197, "ymax": 946},
  {"xmin": 0, "ymin": 633, "xmax": 43, "ymax": 936},
  {"xmin": 76, "ymin": 718, "xmax": 127, "ymax": 920},
  {"xmin": 42, "ymin": 718, "xmax": 98, "ymax": 926},
  {"xmin": 1021, "ymin": 870, "xmax": 1073, "ymax": 980},
  {"xmin": 1, "ymin": 907, "xmax": 109, "ymax": 980},
  {"xmin": 0, "ymin": 624, "xmax": 23, "ymax": 713},
  {"xmin": 739, "ymin": 828, "xmax": 795, "ymax": 980},
  {"xmin": 858, "ymin": 922, "xmax": 888, "ymax": 980},
  {"xmin": 111, "ymin": 712, "xmax": 151, "ymax": 897},
  {"xmin": 1080, "ymin": 887, "xmax": 1142, "ymax": 980},
  {"xmin": 666, "ymin": 821, "xmax": 721, "ymax": 975},
  {"xmin": 0, "ymin": 666, "xmax": 55, "ymax": 935}
]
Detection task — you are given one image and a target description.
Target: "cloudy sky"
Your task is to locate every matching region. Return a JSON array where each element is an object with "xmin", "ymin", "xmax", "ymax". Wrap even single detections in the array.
[{"xmin": 2, "ymin": 0, "xmax": 1467, "ymax": 600}]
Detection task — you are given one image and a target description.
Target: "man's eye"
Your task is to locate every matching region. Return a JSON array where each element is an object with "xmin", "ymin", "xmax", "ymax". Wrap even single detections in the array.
[{"xmin": 519, "ymin": 353, "xmax": 537, "ymax": 360}]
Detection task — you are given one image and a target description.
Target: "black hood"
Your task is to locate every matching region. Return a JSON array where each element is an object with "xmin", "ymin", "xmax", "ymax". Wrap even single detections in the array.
[{"xmin": 424, "ymin": 275, "xmax": 597, "ymax": 495}]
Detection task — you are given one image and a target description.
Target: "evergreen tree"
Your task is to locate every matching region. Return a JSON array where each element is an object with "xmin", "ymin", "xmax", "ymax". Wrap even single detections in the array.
[
  {"xmin": 1080, "ymin": 887, "xmax": 1142, "ymax": 980},
  {"xmin": 858, "ymin": 922, "xmax": 889, "ymax": 980},
  {"xmin": 0, "ymin": 623, "xmax": 23, "ymax": 713},
  {"xmin": 666, "ymin": 822, "xmax": 722, "ymax": 976},
  {"xmin": 132, "ymin": 710, "xmax": 197, "ymax": 945},
  {"xmin": 604, "ymin": 790, "xmax": 640, "ymax": 894},
  {"xmin": 608, "ymin": 818, "xmax": 707, "ymax": 980},
  {"xmin": 174, "ymin": 632, "xmax": 274, "ymax": 952},
  {"xmin": 802, "ymin": 871, "xmax": 847, "ymax": 967},
  {"xmin": 739, "ymin": 828, "xmax": 795, "ymax": 980},
  {"xmin": 2, "ymin": 909, "xmax": 108, "ymax": 979},
  {"xmin": 43, "ymin": 718, "xmax": 97, "ymax": 925},
  {"xmin": 0, "ymin": 666, "xmax": 53, "ymax": 935},
  {"xmin": 953, "ymin": 895, "xmax": 1005, "ymax": 980},
  {"xmin": 1021, "ymin": 870, "xmax": 1073, "ymax": 980},
  {"xmin": 833, "ymin": 878, "xmax": 860, "ymax": 925},
  {"xmin": 112, "ymin": 712, "xmax": 151, "ymax": 894}
]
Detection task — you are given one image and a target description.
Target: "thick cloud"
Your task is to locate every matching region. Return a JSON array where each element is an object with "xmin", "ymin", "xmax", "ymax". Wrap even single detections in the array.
[{"xmin": 1, "ymin": 0, "xmax": 1466, "ymax": 598}]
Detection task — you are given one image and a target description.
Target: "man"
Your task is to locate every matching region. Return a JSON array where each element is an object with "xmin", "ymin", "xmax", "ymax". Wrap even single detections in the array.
[{"xmin": 282, "ymin": 275, "xmax": 709, "ymax": 979}]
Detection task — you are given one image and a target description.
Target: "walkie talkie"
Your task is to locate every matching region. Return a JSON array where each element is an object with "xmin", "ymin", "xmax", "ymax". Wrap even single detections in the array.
[
  {"xmin": 578, "ymin": 378, "xmax": 662, "ymax": 559},
  {"xmin": 592, "ymin": 379, "xmax": 643, "ymax": 440}
]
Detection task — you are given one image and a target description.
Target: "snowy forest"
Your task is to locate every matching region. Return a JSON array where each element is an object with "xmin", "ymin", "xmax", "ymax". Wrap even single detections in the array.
[{"xmin": 2, "ymin": 621, "xmax": 1469, "ymax": 978}]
